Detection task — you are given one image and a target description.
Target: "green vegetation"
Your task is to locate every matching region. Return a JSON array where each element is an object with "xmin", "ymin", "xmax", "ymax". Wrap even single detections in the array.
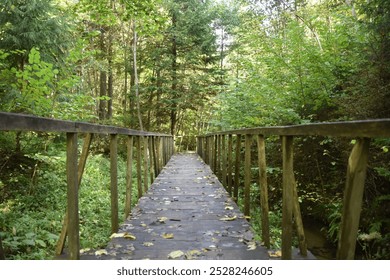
[{"xmin": 1, "ymin": 0, "xmax": 389, "ymax": 259}]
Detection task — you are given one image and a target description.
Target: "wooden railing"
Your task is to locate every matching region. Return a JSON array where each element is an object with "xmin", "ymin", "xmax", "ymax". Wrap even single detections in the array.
[
  {"xmin": 196, "ymin": 119, "xmax": 390, "ymax": 260},
  {"xmin": 0, "ymin": 112, "xmax": 174, "ymax": 260}
]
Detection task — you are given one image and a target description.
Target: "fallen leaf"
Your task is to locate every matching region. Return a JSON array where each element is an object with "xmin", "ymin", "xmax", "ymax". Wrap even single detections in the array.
[
  {"xmin": 143, "ymin": 242, "xmax": 154, "ymax": 247},
  {"xmin": 168, "ymin": 250, "xmax": 184, "ymax": 259},
  {"xmin": 247, "ymin": 242, "xmax": 257, "ymax": 251},
  {"xmin": 268, "ymin": 250, "xmax": 282, "ymax": 258},
  {"xmin": 219, "ymin": 215, "xmax": 237, "ymax": 221},
  {"xmin": 110, "ymin": 232, "xmax": 125, "ymax": 238},
  {"xmin": 225, "ymin": 206, "xmax": 234, "ymax": 210},
  {"xmin": 162, "ymin": 233, "xmax": 174, "ymax": 239},
  {"xmin": 123, "ymin": 233, "xmax": 136, "ymax": 240},
  {"xmin": 185, "ymin": 249, "xmax": 202, "ymax": 260},
  {"xmin": 95, "ymin": 249, "xmax": 108, "ymax": 256},
  {"xmin": 158, "ymin": 217, "xmax": 168, "ymax": 223}
]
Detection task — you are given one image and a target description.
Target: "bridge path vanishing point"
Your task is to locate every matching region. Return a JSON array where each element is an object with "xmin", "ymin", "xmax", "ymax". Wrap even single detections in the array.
[{"xmin": 81, "ymin": 153, "xmax": 314, "ymax": 260}]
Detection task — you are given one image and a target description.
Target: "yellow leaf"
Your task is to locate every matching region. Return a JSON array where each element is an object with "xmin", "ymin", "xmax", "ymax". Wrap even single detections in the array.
[
  {"xmin": 110, "ymin": 232, "xmax": 125, "ymax": 238},
  {"xmin": 143, "ymin": 242, "xmax": 154, "ymax": 247},
  {"xmin": 219, "ymin": 215, "xmax": 237, "ymax": 221},
  {"xmin": 268, "ymin": 250, "xmax": 282, "ymax": 258},
  {"xmin": 162, "ymin": 233, "xmax": 174, "ymax": 239},
  {"xmin": 95, "ymin": 249, "xmax": 108, "ymax": 256},
  {"xmin": 247, "ymin": 242, "xmax": 257, "ymax": 251},
  {"xmin": 225, "ymin": 206, "xmax": 234, "ymax": 210},
  {"xmin": 158, "ymin": 217, "xmax": 168, "ymax": 223},
  {"xmin": 168, "ymin": 250, "xmax": 184, "ymax": 259},
  {"xmin": 123, "ymin": 233, "xmax": 136, "ymax": 240}
]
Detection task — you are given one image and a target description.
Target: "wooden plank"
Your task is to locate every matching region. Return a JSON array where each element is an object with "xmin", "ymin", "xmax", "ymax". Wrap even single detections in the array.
[
  {"xmin": 244, "ymin": 134, "xmax": 251, "ymax": 217},
  {"xmin": 201, "ymin": 118, "xmax": 390, "ymax": 138},
  {"xmin": 136, "ymin": 136, "xmax": 143, "ymax": 198},
  {"xmin": 213, "ymin": 136, "xmax": 218, "ymax": 173},
  {"xmin": 337, "ymin": 138, "xmax": 370, "ymax": 260},
  {"xmin": 125, "ymin": 136, "xmax": 134, "ymax": 219},
  {"xmin": 110, "ymin": 134, "xmax": 119, "ymax": 233},
  {"xmin": 0, "ymin": 112, "xmax": 171, "ymax": 136},
  {"xmin": 152, "ymin": 136, "xmax": 158, "ymax": 177},
  {"xmin": 216, "ymin": 135, "xmax": 222, "ymax": 180},
  {"xmin": 148, "ymin": 137, "xmax": 154, "ymax": 184},
  {"xmin": 56, "ymin": 133, "xmax": 93, "ymax": 256},
  {"xmin": 234, "ymin": 134, "xmax": 241, "ymax": 202},
  {"xmin": 66, "ymin": 132, "xmax": 80, "ymax": 260},
  {"xmin": 143, "ymin": 136, "xmax": 149, "ymax": 192},
  {"xmin": 227, "ymin": 135, "xmax": 233, "ymax": 195},
  {"xmin": 281, "ymin": 136, "xmax": 294, "ymax": 260},
  {"xmin": 257, "ymin": 135, "xmax": 270, "ymax": 248},
  {"xmin": 292, "ymin": 179, "xmax": 307, "ymax": 256},
  {"xmin": 222, "ymin": 135, "xmax": 227, "ymax": 187},
  {"xmin": 155, "ymin": 137, "xmax": 161, "ymax": 174}
]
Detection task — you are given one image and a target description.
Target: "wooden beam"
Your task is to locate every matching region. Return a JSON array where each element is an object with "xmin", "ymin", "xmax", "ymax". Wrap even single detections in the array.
[
  {"xmin": 234, "ymin": 134, "xmax": 241, "ymax": 202},
  {"xmin": 292, "ymin": 179, "xmax": 307, "ymax": 256},
  {"xmin": 148, "ymin": 137, "xmax": 154, "ymax": 184},
  {"xmin": 143, "ymin": 136, "xmax": 149, "ymax": 192},
  {"xmin": 110, "ymin": 134, "xmax": 119, "ymax": 233},
  {"xmin": 257, "ymin": 135, "xmax": 270, "ymax": 248},
  {"xmin": 66, "ymin": 132, "xmax": 79, "ymax": 260},
  {"xmin": 281, "ymin": 136, "xmax": 294, "ymax": 260},
  {"xmin": 201, "ymin": 118, "xmax": 390, "ymax": 138},
  {"xmin": 221, "ymin": 135, "xmax": 227, "ymax": 187},
  {"xmin": 125, "ymin": 136, "xmax": 134, "ymax": 219},
  {"xmin": 244, "ymin": 134, "xmax": 252, "ymax": 217},
  {"xmin": 56, "ymin": 133, "xmax": 93, "ymax": 256},
  {"xmin": 337, "ymin": 138, "xmax": 370, "ymax": 259},
  {"xmin": 227, "ymin": 135, "xmax": 233, "ymax": 195},
  {"xmin": 136, "ymin": 136, "xmax": 142, "ymax": 198}
]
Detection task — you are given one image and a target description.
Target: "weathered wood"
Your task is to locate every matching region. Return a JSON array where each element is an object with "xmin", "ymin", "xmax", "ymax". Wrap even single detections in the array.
[
  {"xmin": 217, "ymin": 135, "xmax": 222, "ymax": 180},
  {"xmin": 202, "ymin": 118, "xmax": 390, "ymax": 138},
  {"xmin": 227, "ymin": 135, "xmax": 233, "ymax": 195},
  {"xmin": 152, "ymin": 137, "xmax": 158, "ymax": 177},
  {"xmin": 155, "ymin": 137, "xmax": 161, "ymax": 174},
  {"xmin": 213, "ymin": 136, "xmax": 218, "ymax": 174},
  {"xmin": 148, "ymin": 137, "xmax": 154, "ymax": 184},
  {"xmin": 234, "ymin": 134, "xmax": 241, "ymax": 202},
  {"xmin": 136, "ymin": 136, "xmax": 142, "ymax": 198},
  {"xmin": 257, "ymin": 135, "xmax": 270, "ymax": 249},
  {"xmin": 244, "ymin": 134, "xmax": 252, "ymax": 217},
  {"xmin": 143, "ymin": 136, "xmax": 149, "ymax": 193},
  {"xmin": 110, "ymin": 134, "xmax": 119, "ymax": 233},
  {"xmin": 0, "ymin": 112, "xmax": 170, "ymax": 136},
  {"xmin": 337, "ymin": 138, "xmax": 370, "ymax": 260},
  {"xmin": 221, "ymin": 135, "xmax": 227, "ymax": 187},
  {"xmin": 292, "ymin": 180, "xmax": 307, "ymax": 256},
  {"xmin": 66, "ymin": 132, "xmax": 80, "ymax": 260},
  {"xmin": 281, "ymin": 136, "xmax": 294, "ymax": 260},
  {"xmin": 125, "ymin": 136, "xmax": 134, "ymax": 219},
  {"xmin": 56, "ymin": 133, "xmax": 93, "ymax": 256}
]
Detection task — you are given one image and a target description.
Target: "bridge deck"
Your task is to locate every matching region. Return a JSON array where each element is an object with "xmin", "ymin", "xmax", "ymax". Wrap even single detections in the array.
[{"xmin": 82, "ymin": 153, "xmax": 311, "ymax": 260}]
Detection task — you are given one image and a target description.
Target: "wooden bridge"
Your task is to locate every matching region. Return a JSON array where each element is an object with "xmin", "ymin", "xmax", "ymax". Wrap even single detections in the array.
[{"xmin": 1, "ymin": 112, "xmax": 389, "ymax": 260}]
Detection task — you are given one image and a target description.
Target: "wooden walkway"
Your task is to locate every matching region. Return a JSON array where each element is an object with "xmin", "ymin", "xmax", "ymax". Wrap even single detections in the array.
[{"xmin": 81, "ymin": 153, "xmax": 313, "ymax": 260}]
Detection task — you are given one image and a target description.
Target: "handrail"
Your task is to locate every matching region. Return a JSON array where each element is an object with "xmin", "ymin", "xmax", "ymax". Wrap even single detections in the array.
[
  {"xmin": 196, "ymin": 119, "xmax": 390, "ymax": 260},
  {"xmin": 0, "ymin": 112, "xmax": 174, "ymax": 260}
]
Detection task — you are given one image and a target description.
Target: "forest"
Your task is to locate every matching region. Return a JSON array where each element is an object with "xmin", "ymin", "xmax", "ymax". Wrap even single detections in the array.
[{"xmin": 0, "ymin": 0, "xmax": 389, "ymax": 259}]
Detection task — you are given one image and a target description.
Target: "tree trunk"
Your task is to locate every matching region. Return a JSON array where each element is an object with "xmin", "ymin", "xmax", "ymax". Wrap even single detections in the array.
[
  {"xmin": 99, "ymin": 28, "xmax": 107, "ymax": 120},
  {"xmin": 107, "ymin": 26, "xmax": 114, "ymax": 119},
  {"xmin": 132, "ymin": 19, "xmax": 143, "ymax": 131},
  {"xmin": 170, "ymin": 12, "xmax": 178, "ymax": 137}
]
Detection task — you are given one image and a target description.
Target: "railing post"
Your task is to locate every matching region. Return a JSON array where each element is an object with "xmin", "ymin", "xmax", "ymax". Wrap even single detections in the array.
[
  {"xmin": 152, "ymin": 136, "xmax": 158, "ymax": 177},
  {"xmin": 234, "ymin": 134, "xmax": 241, "ymax": 202},
  {"xmin": 57, "ymin": 133, "xmax": 93, "ymax": 256},
  {"xmin": 227, "ymin": 134, "xmax": 233, "ymax": 195},
  {"xmin": 136, "ymin": 136, "xmax": 143, "ymax": 198},
  {"xmin": 143, "ymin": 136, "xmax": 149, "ymax": 192},
  {"xmin": 337, "ymin": 138, "xmax": 370, "ymax": 259},
  {"xmin": 110, "ymin": 134, "xmax": 119, "ymax": 233},
  {"xmin": 66, "ymin": 132, "xmax": 79, "ymax": 260},
  {"xmin": 125, "ymin": 135, "xmax": 134, "ymax": 219},
  {"xmin": 281, "ymin": 136, "xmax": 294, "ymax": 260},
  {"xmin": 244, "ymin": 134, "xmax": 252, "ymax": 217},
  {"xmin": 257, "ymin": 135, "xmax": 270, "ymax": 248},
  {"xmin": 217, "ymin": 134, "xmax": 222, "ymax": 180},
  {"xmin": 213, "ymin": 135, "xmax": 218, "ymax": 173},
  {"xmin": 221, "ymin": 134, "xmax": 227, "ymax": 187}
]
